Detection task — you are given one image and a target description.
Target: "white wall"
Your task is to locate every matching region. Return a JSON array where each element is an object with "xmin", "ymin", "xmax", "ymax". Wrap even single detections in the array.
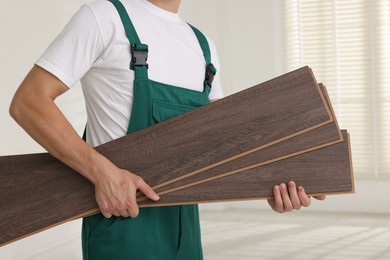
[
  {"xmin": 0, "ymin": 0, "xmax": 88, "ymax": 156},
  {"xmin": 180, "ymin": 0, "xmax": 284, "ymax": 96}
]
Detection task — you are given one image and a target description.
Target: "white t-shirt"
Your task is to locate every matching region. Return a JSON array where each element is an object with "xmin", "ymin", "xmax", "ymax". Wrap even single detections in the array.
[{"xmin": 36, "ymin": 0, "xmax": 223, "ymax": 147}]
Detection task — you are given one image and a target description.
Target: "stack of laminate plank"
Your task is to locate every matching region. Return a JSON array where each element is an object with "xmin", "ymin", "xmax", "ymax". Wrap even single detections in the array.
[{"xmin": 0, "ymin": 66, "xmax": 354, "ymax": 247}]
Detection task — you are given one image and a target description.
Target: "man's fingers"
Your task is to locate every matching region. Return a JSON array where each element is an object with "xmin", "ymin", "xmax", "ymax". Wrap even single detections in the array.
[
  {"xmin": 268, "ymin": 182, "xmax": 324, "ymax": 214},
  {"xmin": 95, "ymin": 172, "xmax": 160, "ymax": 219},
  {"xmin": 98, "ymin": 200, "xmax": 113, "ymax": 218},
  {"xmin": 314, "ymin": 195, "xmax": 326, "ymax": 201},
  {"xmin": 125, "ymin": 198, "xmax": 139, "ymax": 218},
  {"xmin": 280, "ymin": 183, "xmax": 293, "ymax": 212},
  {"xmin": 101, "ymin": 210, "xmax": 112, "ymax": 219},
  {"xmin": 127, "ymin": 206, "xmax": 139, "ymax": 218},
  {"xmin": 135, "ymin": 177, "xmax": 160, "ymax": 201},
  {"xmin": 124, "ymin": 176, "xmax": 150, "ymax": 218},
  {"xmin": 297, "ymin": 186, "xmax": 311, "ymax": 207},
  {"xmin": 287, "ymin": 181, "xmax": 302, "ymax": 210},
  {"xmin": 270, "ymin": 185, "xmax": 285, "ymax": 213},
  {"xmin": 117, "ymin": 206, "xmax": 130, "ymax": 218}
]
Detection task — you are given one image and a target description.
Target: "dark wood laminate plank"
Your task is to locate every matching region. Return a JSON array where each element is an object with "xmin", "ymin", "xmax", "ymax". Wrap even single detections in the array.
[
  {"xmin": 142, "ymin": 84, "xmax": 342, "ymax": 199},
  {"xmin": 0, "ymin": 67, "xmax": 331, "ymax": 246},
  {"xmin": 0, "ymin": 153, "xmax": 96, "ymax": 246},
  {"xmin": 97, "ymin": 66, "xmax": 332, "ymax": 189},
  {"xmin": 139, "ymin": 130, "xmax": 354, "ymax": 207}
]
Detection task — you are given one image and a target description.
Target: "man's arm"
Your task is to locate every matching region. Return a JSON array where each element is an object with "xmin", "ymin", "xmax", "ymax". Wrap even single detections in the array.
[{"xmin": 9, "ymin": 65, "xmax": 159, "ymax": 218}]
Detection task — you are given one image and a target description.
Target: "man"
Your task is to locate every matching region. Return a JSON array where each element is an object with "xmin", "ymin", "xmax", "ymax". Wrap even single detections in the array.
[{"xmin": 9, "ymin": 0, "xmax": 324, "ymax": 259}]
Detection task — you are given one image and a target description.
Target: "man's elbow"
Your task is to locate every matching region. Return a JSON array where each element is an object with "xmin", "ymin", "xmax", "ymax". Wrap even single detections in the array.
[
  {"xmin": 9, "ymin": 93, "xmax": 23, "ymax": 123},
  {"xmin": 9, "ymin": 88, "xmax": 31, "ymax": 124}
]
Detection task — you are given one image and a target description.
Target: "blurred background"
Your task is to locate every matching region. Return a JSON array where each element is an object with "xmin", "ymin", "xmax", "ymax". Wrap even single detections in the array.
[{"xmin": 1, "ymin": 0, "xmax": 389, "ymax": 259}]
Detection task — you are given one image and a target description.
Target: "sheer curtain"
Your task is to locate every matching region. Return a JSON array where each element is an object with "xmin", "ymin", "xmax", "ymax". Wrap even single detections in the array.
[{"xmin": 284, "ymin": 0, "xmax": 390, "ymax": 180}]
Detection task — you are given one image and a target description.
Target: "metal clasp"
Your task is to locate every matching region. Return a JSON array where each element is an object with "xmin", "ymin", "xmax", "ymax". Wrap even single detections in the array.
[
  {"xmin": 204, "ymin": 63, "xmax": 216, "ymax": 87},
  {"xmin": 131, "ymin": 44, "xmax": 148, "ymax": 67}
]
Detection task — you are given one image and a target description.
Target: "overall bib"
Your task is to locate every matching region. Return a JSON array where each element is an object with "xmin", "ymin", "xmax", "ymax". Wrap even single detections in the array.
[{"xmin": 82, "ymin": 0, "xmax": 216, "ymax": 259}]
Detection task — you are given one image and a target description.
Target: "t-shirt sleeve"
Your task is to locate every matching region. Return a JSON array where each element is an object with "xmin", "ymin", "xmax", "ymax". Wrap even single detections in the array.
[
  {"xmin": 207, "ymin": 38, "xmax": 224, "ymax": 100},
  {"xmin": 35, "ymin": 5, "xmax": 105, "ymax": 88}
]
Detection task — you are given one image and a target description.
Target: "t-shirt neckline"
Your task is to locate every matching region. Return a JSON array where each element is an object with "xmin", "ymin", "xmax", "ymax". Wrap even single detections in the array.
[{"xmin": 136, "ymin": 0, "xmax": 182, "ymax": 22}]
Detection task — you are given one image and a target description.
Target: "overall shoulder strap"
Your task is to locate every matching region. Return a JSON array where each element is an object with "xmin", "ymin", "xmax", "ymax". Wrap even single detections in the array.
[
  {"xmin": 109, "ymin": 0, "xmax": 148, "ymax": 79},
  {"xmin": 109, "ymin": 0, "xmax": 141, "ymax": 45},
  {"xmin": 188, "ymin": 24, "xmax": 217, "ymax": 90}
]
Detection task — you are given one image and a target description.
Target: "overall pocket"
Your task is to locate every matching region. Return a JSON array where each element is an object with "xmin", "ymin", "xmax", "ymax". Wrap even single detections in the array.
[{"xmin": 152, "ymin": 99, "xmax": 197, "ymax": 123}]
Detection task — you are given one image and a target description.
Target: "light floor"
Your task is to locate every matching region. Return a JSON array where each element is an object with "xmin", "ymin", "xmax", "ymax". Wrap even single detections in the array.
[
  {"xmin": 1, "ymin": 208, "xmax": 390, "ymax": 260},
  {"xmin": 200, "ymin": 209, "xmax": 390, "ymax": 260}
]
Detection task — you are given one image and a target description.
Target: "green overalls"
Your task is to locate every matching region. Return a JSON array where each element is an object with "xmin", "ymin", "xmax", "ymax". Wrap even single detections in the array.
[{"xmin": 81, "ymin": 0, "xmax": 216, "ymax": 259}]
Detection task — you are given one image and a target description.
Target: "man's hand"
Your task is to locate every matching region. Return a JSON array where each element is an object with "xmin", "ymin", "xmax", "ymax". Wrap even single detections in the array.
[
  {"xmin": 94, "ymin": 167, "xmax": 159, "ymax": 219},
  {"xmin": 267, "ymin": 181, "xmax": 326, "ymax": 213}
]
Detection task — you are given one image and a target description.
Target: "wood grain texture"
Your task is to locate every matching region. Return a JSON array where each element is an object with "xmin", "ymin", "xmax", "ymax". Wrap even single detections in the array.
[
  {"xmin": 140, "ymin": 84, "xmax": 342, "ymax": 199},
  {"xmin": 0, "ymin": 67, "xmax": 332, "ymax": 246},
  {"xmin": 0, "ymin": 152, "xmax": 95, "ymax": 246},
  {"xmin": 96, "ymin": 66, "xmax": 332, "ymax": 189},
  {"xmin": 139, "ymin": 130, "xmax": 354, "ymax": 207}
]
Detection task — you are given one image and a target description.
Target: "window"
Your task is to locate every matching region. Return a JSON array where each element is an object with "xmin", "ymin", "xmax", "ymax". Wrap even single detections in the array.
[{"xmin": 284, "ymin": 0, "xmax": 390, "ymax": 179}]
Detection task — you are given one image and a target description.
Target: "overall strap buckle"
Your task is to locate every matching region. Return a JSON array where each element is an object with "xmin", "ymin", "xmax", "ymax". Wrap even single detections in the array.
[
  {"xmin": 131, "ymin": 44, "xmax": 148, "ymax": 68},
  {"xmin": 204, "ymin": 63, "xmax": 216, "ymax": 87}
]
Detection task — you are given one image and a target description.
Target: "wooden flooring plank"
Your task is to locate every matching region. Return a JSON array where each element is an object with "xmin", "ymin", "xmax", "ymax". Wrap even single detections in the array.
[
  {"xmin": 139, "ymin": 130, "xmax": 354, "ymax": 207},
  {"xmin": 142, "ymin": 84, "xmax": 342, "ymax": 198},
  {"xmin": 97, "ymin": 66, "xmax": 332, "ymax": 189},
  {"xmin": 0, "ymin": 67, "xmax": 331, "ymax": 246},
  {"xmin": 0, "ymin": 152, "xmax": 95, "ymax": 246}
]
